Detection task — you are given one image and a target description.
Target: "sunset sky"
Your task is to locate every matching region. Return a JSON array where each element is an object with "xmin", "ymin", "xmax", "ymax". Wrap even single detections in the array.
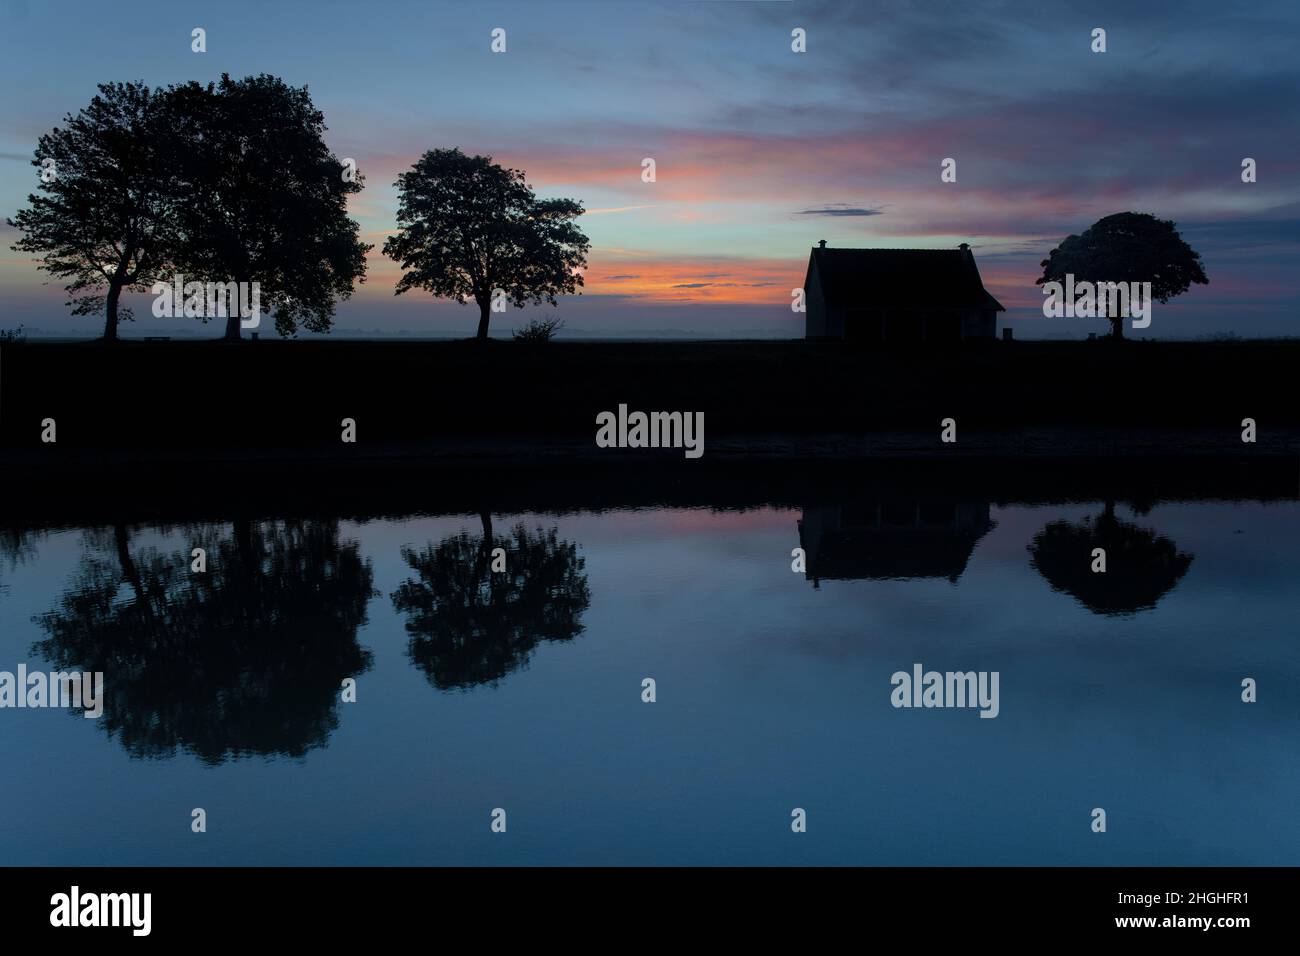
[{"xmin": 1, "ymin": 0, "xmax": 1297, "ymax": 338}]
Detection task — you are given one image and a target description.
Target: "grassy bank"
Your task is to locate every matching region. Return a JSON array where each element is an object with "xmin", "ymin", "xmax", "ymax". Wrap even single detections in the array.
[{"xmin": 0, "ymin": 339, "xmax": 1296, "ymax": 455}]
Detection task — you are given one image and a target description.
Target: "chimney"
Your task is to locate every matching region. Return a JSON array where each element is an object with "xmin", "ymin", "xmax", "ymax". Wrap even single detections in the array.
[
  {"xmin": 818, "ymin": 239, "xmax": 827, "ymax": 249},
  {"xmin": 959, "ymin": 242, "xmax": 971, "ymax": 255}
]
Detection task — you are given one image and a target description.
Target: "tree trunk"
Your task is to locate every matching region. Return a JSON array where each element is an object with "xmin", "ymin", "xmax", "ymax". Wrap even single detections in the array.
[
  {"xmin": 471, "ymin": 510, "xmax": 494, "ymax": 599},
  {"xmin": 223, "ymin": 311, "xmax": 241, "ymax": 341},
  {"xmin": 114, "ymin": 522, "xmax": 146, "ymax": 605},
  {"xmin": 1110, "ymin": 303, "xmax": 1124, "ymax": 340},
  {"xmin": 103, "ymin": 282, "xmax": 122, "ymax": 341},
  {"xmin": 113, "ymin": 522, "xmax": 164, "ymax": 632},
  {"xmin": 234, "ymin": 518, "xmax": 254, "ymax": 566},
  {"xmin": 476, "ymin": 299, "xmax": 491, "ymax": 340},
  {"xmin": 233, "ymin": 518, "xmax": 256, "ymax": 628}
]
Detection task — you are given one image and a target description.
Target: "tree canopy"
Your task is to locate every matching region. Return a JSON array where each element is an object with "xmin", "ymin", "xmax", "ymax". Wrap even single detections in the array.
[
  {"xmin": 1037, "ymin": 212, "xmax": 1208, "ymax": 338},
  {"xmin": 384, "ymin": 148, "xmax": 589, "ymax": 339},
  {"xmin": 7, "ymin": 82, "xmax": 181, "ymax": 340},
  {"xmin": 169, "ymin": 74, "xmax": 370, "ymax": 339}
]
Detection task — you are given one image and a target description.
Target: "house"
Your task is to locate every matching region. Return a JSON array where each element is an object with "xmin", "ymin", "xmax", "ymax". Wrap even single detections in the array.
[{"xmin": 803, "ymin": 241, "xmax": 1005, "ymax": 341}]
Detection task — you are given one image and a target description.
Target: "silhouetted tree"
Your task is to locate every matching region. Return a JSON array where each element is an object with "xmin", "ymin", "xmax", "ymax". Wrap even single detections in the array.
[
  {"xmin": 7, "ymin": 82, "xmax": 180, "ymax": 340},
  {"xmin": 391, "ymin": 515, "xmax": 591, "ymax": 689},
  {"xmin": 33, "ymin": 519, "xmax": 375, "ymax": 763},
  {"xmin": 384, "ymin": 149, "xmax": 589, "ymax": 339},
  {"xmin": 1028, "ymin": 501, "xmax": 1193, "ymax": 615},
  {"xmin": 1036, "ymin": 212, "xmax": 1208, "ymax": 339},
  {"xmin": 169, "ymin": 74, "xmax": 370, "ymax": 339}
]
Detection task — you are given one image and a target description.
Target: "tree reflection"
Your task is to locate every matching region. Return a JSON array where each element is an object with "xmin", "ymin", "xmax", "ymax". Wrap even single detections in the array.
[
  {"xmin": 0, "ymin": 527, "xmax": 40, "ymax": 593},
  {"xmin": 391, "ymin": 513, "xmax": 591, "ymax": 690},
  {"xmin": 34, "ymin": 519, "xmax": 375, "ymax": 763},
  {"xmin": 1028, "ymin": 501, "xmax": 1193, "ymax": 615}
]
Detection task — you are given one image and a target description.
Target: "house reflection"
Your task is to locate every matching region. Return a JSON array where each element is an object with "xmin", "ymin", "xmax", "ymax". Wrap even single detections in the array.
[{"xmin": 797, "ymin": 496, "xmax": 995, "ymax": 587}]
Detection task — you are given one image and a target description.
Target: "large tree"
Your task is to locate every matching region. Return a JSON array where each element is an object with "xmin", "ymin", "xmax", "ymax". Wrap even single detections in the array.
[
  {"xmin": 384, "ymin": 149, "xmax": 589, "ymax": 339},
  {"xmin": 1036, "ymin": 212, "xmax": 1208, "ymax": 339},
  {"xmin": 170, "ymin": 74, "xmax": 370, "ymax": 339},
  {"xmin": 8, "ymin": 82, "xmax": 180, "ymax": 340}
]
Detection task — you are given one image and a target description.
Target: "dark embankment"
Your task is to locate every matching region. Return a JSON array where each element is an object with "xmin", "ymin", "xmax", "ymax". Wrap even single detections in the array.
[
  {"xmin": 1, "ymin": 339, "xmax": 1296, "ymax": 472},
  {"xmin": 0, "ymin": 336, "xmax": 1296, "ymax": 523}
]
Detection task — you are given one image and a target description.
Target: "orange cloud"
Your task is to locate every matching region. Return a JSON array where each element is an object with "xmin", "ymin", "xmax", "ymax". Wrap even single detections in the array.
[{"xmin": 583, "ymin": 251, "xmax": 801, "ymax": 305}]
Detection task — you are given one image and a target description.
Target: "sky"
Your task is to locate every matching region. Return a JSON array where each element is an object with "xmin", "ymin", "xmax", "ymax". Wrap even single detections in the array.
[{"xmin": 1, "ymin": 0, "xmax": 1297, "ymax": 339}]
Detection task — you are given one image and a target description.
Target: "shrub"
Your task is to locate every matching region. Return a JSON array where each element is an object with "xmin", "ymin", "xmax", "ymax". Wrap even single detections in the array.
[{"xmin": 513, "ymin": 317, "xmax": 565, "ymax": 343}]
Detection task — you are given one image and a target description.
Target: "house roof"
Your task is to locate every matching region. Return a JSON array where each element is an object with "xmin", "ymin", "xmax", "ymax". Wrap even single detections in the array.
[{"xmin": 807, "ymin": 247, "xmax": 1005, "ymax": 311}]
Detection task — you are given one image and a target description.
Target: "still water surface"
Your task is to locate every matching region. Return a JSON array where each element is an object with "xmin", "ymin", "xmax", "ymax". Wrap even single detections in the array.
[{"xmin": 1, "ymin": 494, "xmax": 1296, "ymax": 864}]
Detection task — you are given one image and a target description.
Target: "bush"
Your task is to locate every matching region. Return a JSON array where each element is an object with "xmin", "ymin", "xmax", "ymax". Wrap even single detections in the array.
[
  {"xmin": 0, "ymin": 324, "xmax": 26, "ymax": 343},
  {"xmin": 512, "ymin": 317, "xmax": 564, "ymax": 344}
]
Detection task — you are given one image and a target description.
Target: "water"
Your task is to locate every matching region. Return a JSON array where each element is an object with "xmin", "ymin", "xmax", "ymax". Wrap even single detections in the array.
[{"xmin": 1, "ymin": 493, "xmax": 1297, "ymax": 865}]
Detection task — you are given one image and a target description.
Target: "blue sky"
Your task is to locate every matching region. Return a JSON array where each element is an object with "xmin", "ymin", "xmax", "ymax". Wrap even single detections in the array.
[{"xmin": 1, "ymin": 0, "xmax": 1297, "ymax": 338}]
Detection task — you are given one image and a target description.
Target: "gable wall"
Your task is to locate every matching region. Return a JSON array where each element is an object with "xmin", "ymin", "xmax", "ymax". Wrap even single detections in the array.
[{"xmin": 805, "ymin": 257, "xmax": 830, "ymax": 337}]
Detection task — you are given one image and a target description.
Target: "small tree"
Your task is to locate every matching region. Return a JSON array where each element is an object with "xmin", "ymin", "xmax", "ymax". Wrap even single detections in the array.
[
  {"xmin": 170, "ymin": 74, "xmax": 370, "ymax": 339},
  {"xmin": 384, "ymin": 149, "xmax": 589, "ymax": 340},
  {"xmin": 1036, "ymin": 212, "xmax": 1208, "ymax": 339},
  {"xmin": 8, "ymin": 82, "xmax": 180, "ymax": 341}
]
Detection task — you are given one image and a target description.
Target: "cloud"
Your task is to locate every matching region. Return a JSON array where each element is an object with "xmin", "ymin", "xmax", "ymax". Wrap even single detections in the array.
[
  {"xmin": 796, "ymin": 206, "xmax": 884, "ymax": 217},
  {"xmin": 583, "ymin": 204, "xmax": 654, "ymax": 215},
  {"xmin": 672, "ymin": 281, "xmax": 774, "ymax": 288}
]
